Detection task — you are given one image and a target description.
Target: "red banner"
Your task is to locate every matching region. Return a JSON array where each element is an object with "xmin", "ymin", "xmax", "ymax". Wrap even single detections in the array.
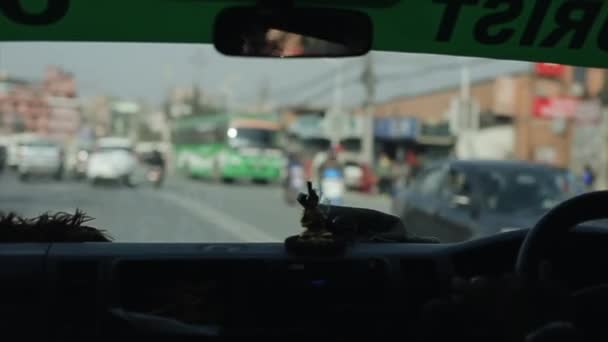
[
  {"xmin": 535, "ymin": 63, "xmax": 566, "ymax": 77},
  {"xmin": 533, "ymin": 97, "xmax": 578, "ymax": 119}
]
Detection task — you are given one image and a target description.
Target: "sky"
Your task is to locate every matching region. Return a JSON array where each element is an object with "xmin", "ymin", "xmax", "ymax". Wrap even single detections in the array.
[{"xmin": 0, "ymin": 42, "xmax": 530, "ymax": 109}]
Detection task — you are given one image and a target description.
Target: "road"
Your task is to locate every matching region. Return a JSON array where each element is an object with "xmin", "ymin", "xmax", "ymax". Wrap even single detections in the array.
[{"xmin": 0, "ymin": 171, "xmax": 390, "ymax": 243}]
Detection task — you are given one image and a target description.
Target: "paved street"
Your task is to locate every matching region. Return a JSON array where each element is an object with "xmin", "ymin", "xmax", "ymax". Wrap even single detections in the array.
[{"xmin": 0, "ymin": 171, "xmax": 390, "ymax": 243}]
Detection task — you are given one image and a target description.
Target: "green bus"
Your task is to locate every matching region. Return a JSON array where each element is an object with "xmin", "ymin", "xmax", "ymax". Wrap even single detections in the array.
[{"xmin": 173, "ymin": 113, "xmax": 285, "ymax": 183}]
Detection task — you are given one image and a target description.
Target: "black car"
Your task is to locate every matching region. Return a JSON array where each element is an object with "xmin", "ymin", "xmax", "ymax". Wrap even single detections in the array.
[{"xmin": 392, "ymin": 160, "xmax": 576, "ymax": 243}]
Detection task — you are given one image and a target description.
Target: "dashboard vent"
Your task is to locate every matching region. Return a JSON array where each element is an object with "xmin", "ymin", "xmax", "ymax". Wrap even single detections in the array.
[{"xmin": 54, "ymin": 260, "xmax": 100, "ymax": 338}]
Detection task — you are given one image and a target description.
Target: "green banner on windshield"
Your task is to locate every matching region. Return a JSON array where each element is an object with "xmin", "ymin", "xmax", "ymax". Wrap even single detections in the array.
[{"xmin": 1, "ymin": 0, "xmax": 608, "ymax": 67}]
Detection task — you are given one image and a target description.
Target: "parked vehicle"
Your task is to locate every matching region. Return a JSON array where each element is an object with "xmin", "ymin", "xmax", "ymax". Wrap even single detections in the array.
[
  {"xmin": 392, "ymin": 160, "xmax": 577, "ymax": 243},
  {"xmin": 87, "ymin": 137, "xmax": 138, "ymax": 186},
  {"xmin": 17, "ymin": 139, "xmax": 64, "ymax": 181},
  {"xmin": 358, "ymin": 163, "xmax": 376, "ymax": 193},
  {"xmin": 5, "ymin": 133, "xmax": 38, "ymax": 169},
  {"xmin": 343, "ymin": 161, "xmax": 363, "ymax": 190}
]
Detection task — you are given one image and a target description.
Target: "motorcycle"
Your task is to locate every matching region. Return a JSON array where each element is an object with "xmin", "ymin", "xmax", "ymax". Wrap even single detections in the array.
[
  {"xmin": 146, "ymin": 166, "xmax": 164, "ymax": 188},
  {"xmin": 284, "ymin": 164, "xmax": 305, "ymax": 206}
]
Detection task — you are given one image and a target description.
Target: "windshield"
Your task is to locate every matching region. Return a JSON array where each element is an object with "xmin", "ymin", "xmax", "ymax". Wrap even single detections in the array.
[
  {"xmin": 0, "ymin": 42, "xmax": 603, "ymax": 243},
  {"xmin": 228, "ymin": 128, "xmax": 278, "ymax": 149},
  {"xmin": 475, "ymin": 168, "xmax": 566, "ymax": 214}
]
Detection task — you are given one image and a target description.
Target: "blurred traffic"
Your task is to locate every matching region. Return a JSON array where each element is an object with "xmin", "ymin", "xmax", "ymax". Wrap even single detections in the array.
[{"xmin": 0, "ymin": 45, "xmax": 606, "ymax": 243}]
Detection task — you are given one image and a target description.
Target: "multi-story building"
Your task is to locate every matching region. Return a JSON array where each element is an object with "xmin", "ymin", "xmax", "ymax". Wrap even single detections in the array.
[
  {"xmin": 367, "ymin": 63, "xmax": 607, "ymax": 170},
  {"xmin": 42, "ymin": 66, "xmax": 80, "ymax": 142},
  {"xmin": 0, "ymin": 66, "xmax": 81, "ymax": 143},
  {"xmin": 0, "ymin": 74, "xmax": 49, "ymax": 136}
]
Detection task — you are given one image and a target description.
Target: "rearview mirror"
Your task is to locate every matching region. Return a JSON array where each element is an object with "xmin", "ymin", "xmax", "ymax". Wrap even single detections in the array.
[{"xmin": 213, "ymin": 7, "xmax": 373, "ymax": 58}]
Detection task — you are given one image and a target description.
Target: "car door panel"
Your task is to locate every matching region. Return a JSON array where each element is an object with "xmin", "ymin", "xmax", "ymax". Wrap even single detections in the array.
[
  {"xmin": 435, "ymin": 167, "xmax": 478, "ymax": 242},
  {"xmin": 400, "ymin": 166, "xmax": 445, "ymax": 238}
]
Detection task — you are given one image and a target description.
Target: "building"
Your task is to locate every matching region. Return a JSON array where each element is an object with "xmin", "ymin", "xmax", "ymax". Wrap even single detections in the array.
[
  {"xmin": 0, "ymin": 66, "xmax": 81, "ymax": 143},
  {"xmin": 42, "ymin": 66, "xmax": 81, "ymax": 142},
  {"xmin": 367, "ymin": 63, "xmax": 607, "ymax": 170},
  {"xmin": 0, "ymin": 74, "xmax": 48, "ymax": 135},
  {"xmin": 82, "ymin": 95, "xmax": 112, "ymax": 138}
]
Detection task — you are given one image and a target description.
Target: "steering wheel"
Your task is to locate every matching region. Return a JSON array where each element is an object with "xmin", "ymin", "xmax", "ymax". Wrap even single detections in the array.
[{"xmin": 516, "ymin": 191, "xmax": 608, "ymax": 282}]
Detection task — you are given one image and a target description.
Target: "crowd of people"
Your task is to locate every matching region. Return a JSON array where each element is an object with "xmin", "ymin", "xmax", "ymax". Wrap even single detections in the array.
[
  {"xmin": 282, "ymin": 143, "xmax": 602, "ymax": 203},
  {"xmin": 282, "ymin": 145, "xmax": 424, "ymax": 204}
]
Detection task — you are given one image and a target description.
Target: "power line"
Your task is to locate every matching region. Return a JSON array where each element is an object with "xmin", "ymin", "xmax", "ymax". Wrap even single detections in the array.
[
  {"xmin": 381, "ymin": 58, "xmax": 495, "ymax": 82},
  {"xmin": 272, "ymin": 56, "xmax": 426, "ymax": 97},
  {"xmin": 272, "ymin": 59, "xmax": 361, "ymax": 97},
  {"xmin": 291, "ymin": 59, "xmax": 498, "ymax": 106}
]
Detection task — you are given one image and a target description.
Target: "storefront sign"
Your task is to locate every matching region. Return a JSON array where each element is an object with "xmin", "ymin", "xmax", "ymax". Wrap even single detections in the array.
[
  {"xmin": 533, "ymin": 97, "xmax": 578, "ymax": 119},
  {"xmin": 374, "ymin": 117, "xmax": 418, "ymax": 139},
  {"xmin": 535, "ymin": 63, "xmax": 566, "ymax": 77}
]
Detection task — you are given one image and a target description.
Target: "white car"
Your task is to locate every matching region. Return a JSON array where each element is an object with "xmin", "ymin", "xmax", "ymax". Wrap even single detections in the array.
[
  {"xmin": 17, "ymin": 140, "xmax": 64, "ymax": 181},
  {"xmin": 87, "ymin": 138, "xmax": 138, "ymax": 186},
  {"xmin": 344, "ymin": 162, "xmax": 363, "ymax": 190},
  {"xmin": 4, "ymin": 133, "xmax": 38, "ymax": 169}
]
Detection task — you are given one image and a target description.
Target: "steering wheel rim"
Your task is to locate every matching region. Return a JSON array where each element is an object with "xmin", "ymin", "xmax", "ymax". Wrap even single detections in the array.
[{"xmin": 516, "ymin": 191, "xmax": 608, "ymax": 282}]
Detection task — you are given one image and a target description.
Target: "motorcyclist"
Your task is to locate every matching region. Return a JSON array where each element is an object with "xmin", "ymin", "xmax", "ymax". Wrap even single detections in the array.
[{"xmin": 146, "ymin": 149, "xmax": 166, "ymax": 186}]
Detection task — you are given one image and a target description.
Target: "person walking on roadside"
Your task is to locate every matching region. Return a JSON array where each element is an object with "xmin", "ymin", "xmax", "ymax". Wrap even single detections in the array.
[
  {"xmin": 376, "ymin": 152, "xmax": 395, "ymax": 195},
  {"xmin": 582, "ymin": 164, "xmax": 596, "ymax": 191},
  {"xmin": 318, "ymin": 148, "xmax": 345, "ymax": 205}
]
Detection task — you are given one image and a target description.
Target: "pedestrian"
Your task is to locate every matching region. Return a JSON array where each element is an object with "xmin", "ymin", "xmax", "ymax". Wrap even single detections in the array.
[
  {"xmin": 391, "ymin": 153, "xmax": 408, "ymax": 196},
  {"xmin": 318, "ymin": 147, "xmax": 345, "ymax": 205},
  {"xmin": 283, "ymin": 151, "xmax": 305, "ymax": 205},
  {"xmin": 582, "ymin": 164, "xmax": 596, "ymax": 191},
  {"xmin": 376, "ymin": 152, "xmax": 393, "ymax": 195},
  {"xmin": 405, "ymin": 150, "xmax": 421, "ymax": 183}
]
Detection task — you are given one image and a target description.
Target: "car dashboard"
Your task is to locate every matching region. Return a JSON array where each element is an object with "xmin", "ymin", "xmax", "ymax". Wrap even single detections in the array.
[{"xmin": 3, "ymin": 227, "xmax": 608, "ymax": 340}]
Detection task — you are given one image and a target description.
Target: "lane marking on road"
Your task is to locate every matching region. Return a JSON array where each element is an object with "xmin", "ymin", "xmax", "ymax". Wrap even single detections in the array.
[{"xmin": 153, "ymin": 190, "xmax": 279, "ymax": 242}]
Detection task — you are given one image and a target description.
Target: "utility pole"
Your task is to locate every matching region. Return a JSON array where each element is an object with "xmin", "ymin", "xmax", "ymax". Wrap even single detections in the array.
[
  {"xmin": 361, "ymin": 54, "xmax": 376, "ymax": 166},
  {"xmin": 327, "ymin": 61, "xmax": 344, "ymax": 147},
  {"xmin": 163, "ymin": 64, "xmax": 175, "ymax": 174},
  {"xmin": 460, "ymin": 58, "xmax": 470, "ymax": 101},
  {"xmin": 454, "ymin": 58, "xmax": 480, "ymax": 159}
]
